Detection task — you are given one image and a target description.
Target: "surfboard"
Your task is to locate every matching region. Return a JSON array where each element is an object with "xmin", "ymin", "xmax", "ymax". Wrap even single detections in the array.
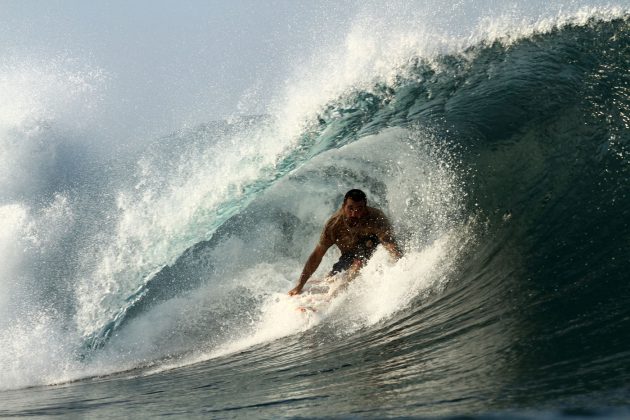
[{"xmin": 292, "ymin": 274, "xmax": 351, "ymax": 314}]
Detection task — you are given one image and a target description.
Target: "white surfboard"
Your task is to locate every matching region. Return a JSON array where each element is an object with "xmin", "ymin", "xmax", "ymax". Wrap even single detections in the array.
[{"xmin": 292, "ymin": 273, "xmax": 353, "ymax": 313}]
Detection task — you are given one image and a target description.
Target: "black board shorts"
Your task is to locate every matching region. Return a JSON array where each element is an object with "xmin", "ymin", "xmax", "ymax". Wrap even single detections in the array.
[{"xmin": 329, "ymin": 234, "xmax": 380, "ymax": 275}]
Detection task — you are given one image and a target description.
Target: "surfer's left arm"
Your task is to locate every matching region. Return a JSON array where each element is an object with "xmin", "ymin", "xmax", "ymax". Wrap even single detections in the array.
[
  {"xmin": 382, "ymin": 240, "xmax": 403, "ymax": 260},
  {"xmin": 377, "ymin": 214, "xmax": 403, "ymax": 260}
]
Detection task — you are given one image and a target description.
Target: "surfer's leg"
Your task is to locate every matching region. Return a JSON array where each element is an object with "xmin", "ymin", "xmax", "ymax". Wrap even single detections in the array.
[
  {"xmin": 329, "ymin": 253, "xmax": 356, "ymax": 276},
  {"xmin": 327, "ymin": 258, "xmax": 364, "ymax": 299},
  {"xmin": 347, "ymin": 258, "xmax": 364, "ymax": 278}
]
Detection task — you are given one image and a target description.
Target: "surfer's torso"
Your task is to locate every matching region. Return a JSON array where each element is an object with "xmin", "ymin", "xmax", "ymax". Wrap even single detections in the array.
[{"xmin": 318, "ymin": 206, "xmax": 395, "ymax": 255}]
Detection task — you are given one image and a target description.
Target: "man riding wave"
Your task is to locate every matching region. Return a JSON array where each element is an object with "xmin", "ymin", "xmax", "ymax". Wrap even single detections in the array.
[{"xmin": 288, "ymin": 189, "xmax": 402, "ymax": 296}]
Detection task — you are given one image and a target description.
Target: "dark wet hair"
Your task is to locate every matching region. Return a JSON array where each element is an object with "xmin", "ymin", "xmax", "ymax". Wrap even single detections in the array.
[{"xmin": 344, "ymin": 189, "xmax": 367, "ymax": 203}]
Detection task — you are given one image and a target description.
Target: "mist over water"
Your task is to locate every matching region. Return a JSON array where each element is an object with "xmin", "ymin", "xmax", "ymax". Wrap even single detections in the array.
[{"xmin": 1, "ymin": 1, "xmax": 629, "ymax": 418}]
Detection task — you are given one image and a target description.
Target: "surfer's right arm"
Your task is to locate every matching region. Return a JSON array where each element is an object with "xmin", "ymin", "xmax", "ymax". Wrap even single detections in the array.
[{"xmin": 289, "ymin": 244, "xmax": 329, "ymax": 296}]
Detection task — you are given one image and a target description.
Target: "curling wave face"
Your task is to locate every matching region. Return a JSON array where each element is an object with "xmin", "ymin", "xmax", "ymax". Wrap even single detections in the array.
[{"xmin": 0, "ymin": 8, "xmax": 629, "ymax": 419}]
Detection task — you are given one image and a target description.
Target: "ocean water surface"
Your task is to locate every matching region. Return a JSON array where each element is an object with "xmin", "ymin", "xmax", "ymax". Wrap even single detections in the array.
[{"xmin": 1, "ymin": 2, "xmax": 629, "ymax": 418}]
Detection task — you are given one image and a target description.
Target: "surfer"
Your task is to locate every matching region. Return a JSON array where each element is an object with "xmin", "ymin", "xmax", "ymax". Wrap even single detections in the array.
[{"xmin": 288, "ymin": 189, "xmax": 402, "ymax": 296}]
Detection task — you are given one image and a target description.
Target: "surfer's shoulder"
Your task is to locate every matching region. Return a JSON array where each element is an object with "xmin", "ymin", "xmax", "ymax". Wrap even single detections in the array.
[
  {"xmin": 318, "ymin": 209, "xmax": 344, "ymax": 248},
  {"xmin": 365, "ymin": 206, "xmax": 393, "ymax": 231},
  {"xmin": 366, "ymin": 206, "xmax": 388, "ymax": 221},
  {"xmin": 324, "ymin": 208, "xmax": 344, "ymax": 230}
]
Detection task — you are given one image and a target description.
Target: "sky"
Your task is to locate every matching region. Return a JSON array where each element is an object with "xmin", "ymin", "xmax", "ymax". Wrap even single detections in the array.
[
  {"xmin": 1, "ymin": 1, "xmax": 360, "ymax": 137},
  {"xmin": 1, "ymin": 0, "xmax": 626, "ymax": 140}
]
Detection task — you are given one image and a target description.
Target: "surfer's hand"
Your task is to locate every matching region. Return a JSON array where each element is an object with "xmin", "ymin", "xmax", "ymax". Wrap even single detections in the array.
[{"xmin": 288, "ymin": 285, "xmax": 303, "ymax": 296}]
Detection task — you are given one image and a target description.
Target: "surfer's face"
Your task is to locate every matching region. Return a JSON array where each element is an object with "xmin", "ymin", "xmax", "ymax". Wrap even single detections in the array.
[{"xmin": 343, "ymin": 198, "xmax": 367, "ymax": 225}]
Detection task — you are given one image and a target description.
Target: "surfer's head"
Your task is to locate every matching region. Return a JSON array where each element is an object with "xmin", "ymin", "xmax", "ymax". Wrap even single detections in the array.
[
  {"xmin": 342, "ymin": 189, "xmax": 367, "ymax": 223},
  {"xmin": 343, "ymin": 189, "xmax": 367, "ymax": 204}
]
